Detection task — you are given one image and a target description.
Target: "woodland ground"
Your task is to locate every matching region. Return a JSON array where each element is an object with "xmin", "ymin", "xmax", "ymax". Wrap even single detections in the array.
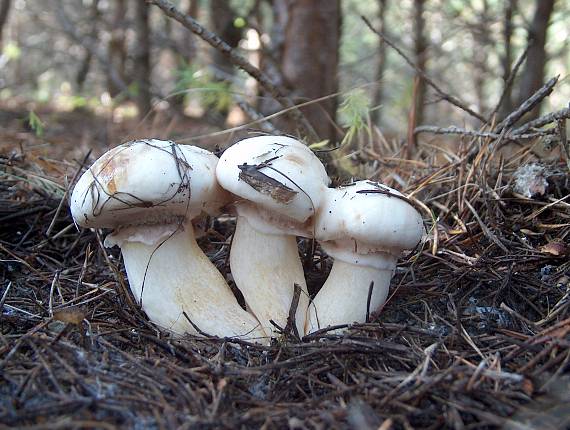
[{"xmin": 1, "ymin": 104, "xmax": 570, "ymax": 429}]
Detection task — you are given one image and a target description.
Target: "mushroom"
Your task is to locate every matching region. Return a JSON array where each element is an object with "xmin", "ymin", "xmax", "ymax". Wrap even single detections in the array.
[
  {"xmin": 70, "ymin": 139, "xmax": 266, "ymax": 341},
  {"xmin": 306, "ymin": 180, "xmax": 424, "ymax": 334},
  {"xmin": 216, "ymin": 135, "xmax": 330, "ymax": 336}
]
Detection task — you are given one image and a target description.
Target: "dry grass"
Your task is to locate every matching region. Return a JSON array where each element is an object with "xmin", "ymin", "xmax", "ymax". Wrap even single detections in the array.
[{"xmin": 1, "ymin": 112, "xmax": 569, "ymax": 429}]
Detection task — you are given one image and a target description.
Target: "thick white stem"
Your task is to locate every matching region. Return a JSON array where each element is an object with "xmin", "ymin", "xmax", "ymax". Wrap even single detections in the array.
[
  {"xmin": 305, "ymin": 260, "xmax": 394, "ymax": 334},
  {"xmin": 117, "ymin": 224, "xmax": 267, "ymax": 341},
  {"xmin": 230, "ymin": 215, "xmax": 309, "ymax": 336}
]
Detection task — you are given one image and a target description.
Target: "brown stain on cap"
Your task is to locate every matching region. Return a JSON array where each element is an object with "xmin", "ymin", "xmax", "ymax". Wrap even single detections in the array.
[
  {"xmin": 283, "ymin": 153, "xmax": 306, "ymax": 166},
  {"xmin": 96, "ymin": 146, "xmax": 134, "ymax": 195}
]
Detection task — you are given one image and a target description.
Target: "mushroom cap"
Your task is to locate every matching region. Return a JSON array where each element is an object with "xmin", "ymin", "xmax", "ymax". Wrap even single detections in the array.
[
  {"xmin": 315, "ymin": 180, "xmax": 424, "ymax": 260},
  {"xmin": 215, "ymin": 135, "xmax": 330, "ymax": 225},
  {"xmin": 70, "ymin": 139, "xmax": 229, "ymax": 229}
]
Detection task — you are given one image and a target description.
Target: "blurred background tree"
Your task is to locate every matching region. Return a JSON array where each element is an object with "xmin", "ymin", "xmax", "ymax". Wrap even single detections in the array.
[{"xmin": 0, "ymin": 0, "xmax": 567, "ymax": 147}]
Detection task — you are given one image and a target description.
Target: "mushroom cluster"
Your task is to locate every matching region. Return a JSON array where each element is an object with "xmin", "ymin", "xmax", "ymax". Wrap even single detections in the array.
[{"xmin": 70, "ymin": 137, "xmax": 424, "ymax": 343}]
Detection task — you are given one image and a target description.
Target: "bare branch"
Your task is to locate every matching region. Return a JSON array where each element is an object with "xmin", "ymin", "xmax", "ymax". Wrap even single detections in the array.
[
  {"xmin": 512, "ymin": 105, "xmax": 570, "ymax": 135},
  {"xmin": 489, "ymin": 44, "xmax": 529, "ymax": 121},
  {"xmin": 414, "ymin": 125, "xmax": 554, "ymax": 140},
  {"xmin": 362, "ymin": 15, "xmax": 488, "ymax": 124}
]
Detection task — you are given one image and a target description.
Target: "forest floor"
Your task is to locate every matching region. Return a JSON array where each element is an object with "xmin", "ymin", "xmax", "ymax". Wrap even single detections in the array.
[{"xmin": 1, "ymin": 104, "xmax": 570, "ymax": 429}]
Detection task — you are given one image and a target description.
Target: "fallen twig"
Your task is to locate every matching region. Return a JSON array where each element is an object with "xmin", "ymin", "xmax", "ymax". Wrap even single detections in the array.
[{"xmin": 494, "ymin": 76, "xmax": 559, "ymax": 133}]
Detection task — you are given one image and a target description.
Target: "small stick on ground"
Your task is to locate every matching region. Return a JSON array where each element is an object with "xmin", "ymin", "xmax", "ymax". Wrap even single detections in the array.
[
  {"xmin": 182, "ymin": 311, "xmax": 213, "ymax": 338},
  {"xmin": 366, "ymin": 281, "xmax": 374, "ymax": 323},
  {"xmin": 283, "ymin": 283, "xmax": 302, "ymax": 340},
  {"xmin": 414, "ymin": 125, "xmax": 554, "ymax": 140}
]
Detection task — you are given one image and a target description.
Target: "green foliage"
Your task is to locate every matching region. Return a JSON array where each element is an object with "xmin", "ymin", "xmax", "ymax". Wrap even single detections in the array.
[
  {"xmin": 27, "ymin": 111, "xmax": 45, "ymax": 137},
  {"xmin": 175, "ymin": 63, "xmax": 233, "ymax": 113},
  {"xmin": 338, "ymin": 88, "xmax": 371, "ymax": 147},
  {"xmin": 308, "ymin": 140, "xmax": 330, "ymax": 150},
  {"xmin": 70, "ymin": 95, "xmax": 88, "ymax": 109},
  {"xmin": 3, "ymin": 42, "xmax": 21, "ymax": 60},
  {"xmin": 233, "ymin": 16, "xmax": 246, "ymax": 29},
  {"xmin": 127, "ymin": 82, "xmax": 140, "ymax": 98}
]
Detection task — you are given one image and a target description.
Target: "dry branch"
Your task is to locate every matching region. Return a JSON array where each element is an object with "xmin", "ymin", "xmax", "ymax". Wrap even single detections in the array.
[
  {"xmin": 489, "ymin": 44, "xmax": 530, "ymax": 121},
  {"xmin": 362, "ymin": 16, "xmax": 488, "ymax": 124},
  {"xmin": 414, "ymin": 125, "xmax": 555, "ymax": 140},
  {"xmin": 513, "ymin": 105, "xmax": 570, "ymax": 135},
  {"xmin": 494, "ymin": 76, "xmax": 559, "ymax": 133}
]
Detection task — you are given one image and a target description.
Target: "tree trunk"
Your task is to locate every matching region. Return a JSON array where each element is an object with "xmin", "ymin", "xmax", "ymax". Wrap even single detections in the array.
[
  {"xmin": 182, "ymin": 0, "xmax": 198, "ymax": 60},
  {"xmin": 371, "ymin": 0, "xmax": 388, "ymax": 127},
  {"xmin": 208, "ymin": 0, "xmax": 241, "ymax": 119},
  {"xmin": 472, "ymin": 0, "xmax": 491, "ymax": 115},
  {"xmin": 0, "ymin": 0, "xmax": 11, "ymax": 51},
  {"xmin": 498, "ymin": 0, "xmax": 517, "ymax": 118},
  {"xmin": 107, "ymin": 0, "xmax": 127, "ymax": 97},
  {"xmin": 166, "ymin": 0, "xmax": 199, "ymax": 112},
  {"xmin": 517, "ymin": 0, "xmax": 556, "ymax": 120},
  {"xmin": 133, "ymin": 0, "xmax": 152, "ymax": 118},
  {"xmin": 210, "ymin": 0, "xmax": 241, "ymax": 79},
  {"xmin": 75, "ymin": 0, "xmax": 100, "ymax": 92},
  {"xmin": 268, "ymin": 0, "xmax": 341, "ymax": 142},
  {"xmin": 413, "ymin": 0, "xmax": 427, "ymax": 126}
]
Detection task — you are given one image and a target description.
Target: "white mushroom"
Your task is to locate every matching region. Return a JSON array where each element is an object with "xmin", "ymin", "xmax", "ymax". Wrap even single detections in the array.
[
  {"xmin": 70, "ymin": 139, "xmax": 266, "ymax": 341},
  {"xmin": 216, "ymin": 135, "xmax": 330, "ymax": 336},
  {"xmin": 306, "ymin": 180, "xmax": 424, "ymax": 334}
]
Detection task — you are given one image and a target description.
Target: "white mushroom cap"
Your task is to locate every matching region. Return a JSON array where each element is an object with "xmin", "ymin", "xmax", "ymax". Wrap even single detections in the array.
[
  {"xmin": 71, "ymin": 139, "xmax": 229, "ymax": 229},
  {"xmin": 315, "ymin": 181, "xmax": 424, "ymax": 266},
  {"xmin": 215, "ymin": 135, "xmax": 330, "ymax": 232}
]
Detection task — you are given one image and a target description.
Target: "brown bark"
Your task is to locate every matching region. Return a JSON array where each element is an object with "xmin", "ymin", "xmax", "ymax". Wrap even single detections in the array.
[
  {"xmin": 75, "ymin": 0, "xmax": 100, "ymax": 91},
  {"xmin": 371, "ymin": 0, "xmax": 388, "ymax": 126},
  {"xmin": 0, "ymin": 0, "xmax": 11, "ymax": 50},
  {"xmin": 270, "ymin": 0, "xmax": 341, "ymax": 142},
  {"xmin": 472, "ymin": 0, "xmax": 491, "ymax": 115},
  {"xmin": 413, "ymin": 0, "xmax": 427, "ymax": 126},
  {"xmin": 517, "ymin": 0, "xmax": 556, "ymax": 120},
  {"xmin": 183, "ymin": 0, "xmax": 198, "ymax": 59},
  {"xmin": 107, "ymin": 0, "xmax": 127, "ymax": 97},
  {"xmin": 133, "ymin": 0, "xmax": 152, "ymax": 117}
]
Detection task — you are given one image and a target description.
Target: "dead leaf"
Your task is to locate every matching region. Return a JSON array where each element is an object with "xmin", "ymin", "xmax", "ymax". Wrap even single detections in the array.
[
  {"xmin": 540, "ymin": 241, "xmax": 569, "ymax": 256},
  {"xmin": 53, "ymin": 307, "xmax": 85, "ymax": 325},
  {"xmin": 521, "ymin": 378, "xmax": 534, "ymax": 396},
  {"xmin": 238, "ymin": 163, "xmax": 298, "ymax": 204}
]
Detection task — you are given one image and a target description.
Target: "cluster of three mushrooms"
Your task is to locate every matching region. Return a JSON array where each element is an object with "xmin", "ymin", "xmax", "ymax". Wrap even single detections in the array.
[{"xmin": 70, "ymin": 137, "xmax": 423, "ymax": 341}]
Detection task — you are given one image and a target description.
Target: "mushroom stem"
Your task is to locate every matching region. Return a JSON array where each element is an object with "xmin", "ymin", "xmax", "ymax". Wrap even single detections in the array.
[
  {"xmin": 230, "ymin": 215, "xmax": 309, "ymax": 336},
  {"xmin": 305, "ymin": 259, "xmax": 394, "ymax": 334},
  {"xmin": 109, "ymin": 222, "xmax": 267, "ymax": 341}
]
